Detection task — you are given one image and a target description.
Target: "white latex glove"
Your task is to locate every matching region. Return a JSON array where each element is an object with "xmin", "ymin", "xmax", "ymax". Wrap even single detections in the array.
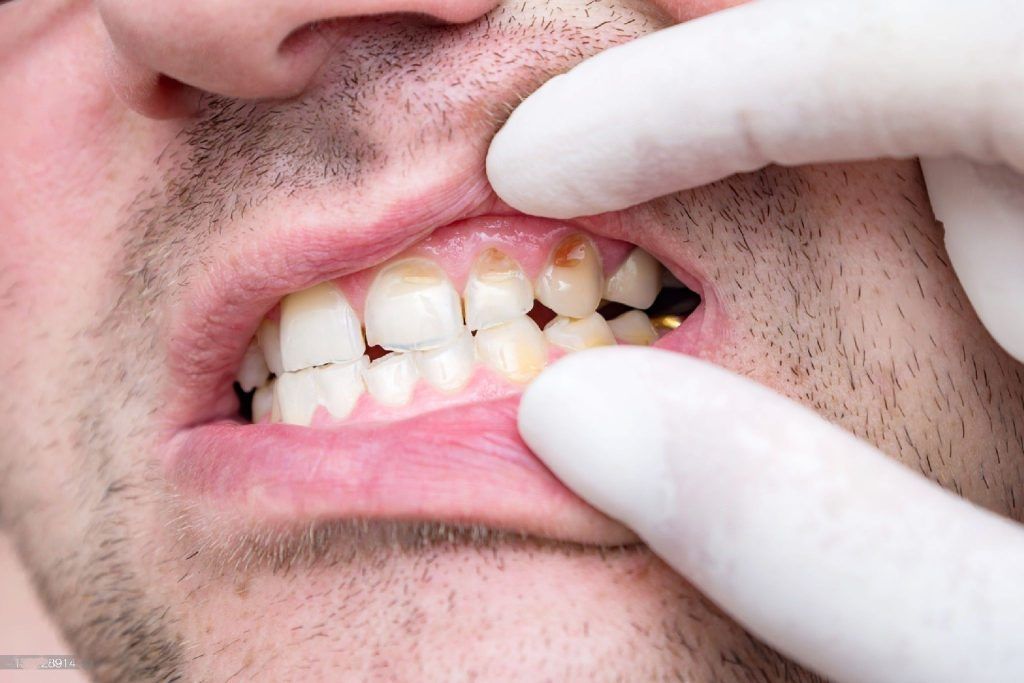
[
  {"xmin": 519, "ymin": 348, "xmax": 1024, "ymax": 683},
  {"xmin": 486, "ymin": 0, "xmax": 1024, "ymax": 362}
]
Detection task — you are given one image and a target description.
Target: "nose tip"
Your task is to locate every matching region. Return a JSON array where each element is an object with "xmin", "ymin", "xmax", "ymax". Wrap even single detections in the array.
[{"xmin": 98, "ymin": 0, "xmax": 500, "ymax": 117}]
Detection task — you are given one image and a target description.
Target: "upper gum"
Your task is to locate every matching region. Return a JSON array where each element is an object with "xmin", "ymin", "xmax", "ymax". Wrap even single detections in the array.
[{"xmin": 329, "ymin": 219, "xmax": 634, "ymax": 320}]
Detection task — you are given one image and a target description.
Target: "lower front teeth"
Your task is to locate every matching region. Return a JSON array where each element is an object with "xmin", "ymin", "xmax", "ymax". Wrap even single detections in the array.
[{"xmin": 238, "ymin": 233, "xmax": 691, "ymax": 425}]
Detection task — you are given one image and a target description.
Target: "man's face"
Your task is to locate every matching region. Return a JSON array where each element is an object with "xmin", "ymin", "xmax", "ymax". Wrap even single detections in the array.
[{"xmin": 2, "ymin": 0, "xmax": 1023, "ymax": 680}]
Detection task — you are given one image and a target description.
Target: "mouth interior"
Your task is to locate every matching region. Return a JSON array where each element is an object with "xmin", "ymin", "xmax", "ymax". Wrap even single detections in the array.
[{"xmin": 232, "ymin": 222, "xmax": 701, "ymax": 428}]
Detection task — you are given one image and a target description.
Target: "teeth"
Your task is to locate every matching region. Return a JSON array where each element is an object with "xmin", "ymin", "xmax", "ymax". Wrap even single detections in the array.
[
  {"xmin": 252, "ymin": 380, "xmax": 276, "ymax": 423},
  {"xmin": 257, "ymin": 319, "xmax": 284, "ymax": 375},
  {"xmin": 603, "ymin": 248, "xmax": 662, "ymax": 309},
  {"xmin": 237, "ymin": 340, "xmax": 270, "ymax": 391},
  {"xmin": 607, "ymin": 310, "xmax": 659, "ymax": 346},
  {"xmin": 274, "ymin": 369, "xmax": 319, "ymax": 426},
  {"xmin": 474, "ymin": 315, "xmax": 548, "ymax": 383},
  {"xmin": 364, "ymin": 352, "xmax": 419, "ymax": 407},
  {"xmin": 273, "ymin": 358, "xmax": 368, "ymax": 425},
  {"xmin": 416, "ymin": 328, "xmax": 475, "ymax": 393},
  {"xmin": 543, "ymin": 312, "xmax": 617, "ymax": 352},
  {"xmin": 315, "ymin": 358, "xmax": 368, "ymax": 420},
  {"xmin": 279, "ymin": 283, "xmax": 365, "ymax": 372},
  {"xmin": 365, "ymin": 258, "xmax": 464, "ymax": 351},
  {"xmin": 534, "ymin": 234, "xmax": 604, "ymax": 318},
  {"xmin": 463, "ymin": 248, "xmax": 534, "ymax": 331}
]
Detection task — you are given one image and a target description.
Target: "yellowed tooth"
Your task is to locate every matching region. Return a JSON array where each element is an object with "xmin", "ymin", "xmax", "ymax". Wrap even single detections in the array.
[
  {"xmin": 279, "ymin": 282, "xmax": 365, "ymax": 372},
  {"xmin": 257, "ymin": 319, "xmax": 284, "ymax": 375},
  {"xmin": 274, "ymin": 369, "xmax": 318, "ymax": 426},
  {"xmin": 604, "ymin": 248, "xmax": 662, "ymax": 309},
  {"xmin": 543, "ymin": 312, "xmax": 617, "ymax": 352},
  {"xmin": 534, "ymin": 234, "xmax": 604, "ymax": 318},
  {"xmin": 314, "ymin": 358, "xmax": 367, "ymax": 420},
  {"xmin": 463, "ymin": 248, "xmax": 534, "ymax": 331},
  {"xmin": 607, "ymin": 310, "xmax": 659, "ymax": 346},
  {"xmin": 364, "ymin": 258, "xmax": 464, "ymax": 351},
  {"xmin": 474, "ymin": 315, "xmax": 548, "ymax": 383}
]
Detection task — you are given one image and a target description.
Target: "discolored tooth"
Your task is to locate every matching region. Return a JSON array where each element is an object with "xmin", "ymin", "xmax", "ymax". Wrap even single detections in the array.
[
  {"xmin": 364, "ymin": 352, "xmax": 419, "ymax": 407},
  {"xmin": 364, "ymin": 258, "xmax": 463, "ymax": 351},
  {"xmin": 604, "ymin": 248, "xmax": 662, "ymax": 309},
  {"xmin": 416, "ymin": 328, "xmax": 475, "ymax": 393},
  {"xmin": 237, "ymin": 340, "xmax": 269, "ymax": 391},
  {"xmin": 314, "ymin": 358, "xmax": 367, "ymax": 420},
  {"xmin": 257, "ymin": 319, "xmax": 284, "ymax": 375},
  {"xmin": 535, "ymin": 234, "xmax": 604, "ymax": 318},
  {"xmin": 279, "ymin": 283, "xmax": 365, "ymax": 372},
  {"xmin": 252, "ymin": 381, "xmax": 276, "ymax": 423},
  {"xmin": 463, "ymin": 248, "xmax": 534, "ymax": 331},
  {"xmin": 475, "ymin": 315, "xmax": 548, "ymax": 383},
  {"xmin": 607, "ymin": 310, "xmax": 659, "ymax": 346},
  {"xmin": 275, "ymin": 369, "xmax": 318, "ymax": 426},
  {"xmin": 543, "ymin": 312, "xmax": 617, "ymax": 352}
]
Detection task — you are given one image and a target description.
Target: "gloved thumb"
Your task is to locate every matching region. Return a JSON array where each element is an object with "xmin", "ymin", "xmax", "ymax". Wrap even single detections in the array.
[{"xmin": 519, "ymin": 346, "xmax": 1024, "ymax": 683}]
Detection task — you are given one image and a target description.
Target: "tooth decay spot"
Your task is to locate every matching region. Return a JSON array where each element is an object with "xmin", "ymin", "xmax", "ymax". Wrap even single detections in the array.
[{"xmin": 240, "ymin": 228, "xmax": 695, "ymax": 426}]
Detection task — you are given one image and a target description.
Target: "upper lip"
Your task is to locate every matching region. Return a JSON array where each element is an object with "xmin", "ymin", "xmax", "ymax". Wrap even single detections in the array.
[{"xmin": 159, "ymin": 165, "xmax": 716, "ymax": 546}]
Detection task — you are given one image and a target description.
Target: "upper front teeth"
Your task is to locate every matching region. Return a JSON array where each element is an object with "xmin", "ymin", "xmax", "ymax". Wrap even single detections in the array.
[
  {"xmin": 463, "ymin": 248, "xmax": 534, "ymax": 331},
  {"xmin": 364, "ymin": 258, "xmax": 464, "ymax": 351},
  {"xmin": 279, "ymin": 282, "xmax": 365, "ymax": 371},
  {"xmin": 534, "ymin": 234, "xmax": 604, "ymax": 318},
  {"xmin": 237, "ymin": 234, "xmax": 682, "ymax": 425}
]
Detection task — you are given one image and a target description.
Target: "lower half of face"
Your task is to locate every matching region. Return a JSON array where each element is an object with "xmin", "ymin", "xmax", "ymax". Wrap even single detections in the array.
[{"xmin": 2, "ymin": 2, "xmax": 1023, "ymax": 681}]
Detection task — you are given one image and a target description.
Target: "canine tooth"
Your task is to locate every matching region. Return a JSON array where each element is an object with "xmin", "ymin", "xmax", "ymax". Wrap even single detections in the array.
[
  {"xmin": 279, "ymin": 283, "xmax": 365, "ymax": 372},
  {"xmin": 604, "ymin": 248, "xmax": 662, "ymax": 309},
  {"xmin": 275, "ymin": 369, "xmax": 319, "ymax": 426},
  {"xmin": 535, "ymin": 234, "xmax": 604, "ymax": 318},
  {"xmin": 237, "ymin": 340, "xmax": 269, "ymax": 391},
  {"xmin": 314, "ymin": 358, "xmax": 367, "ymax": 420},
  {"xmin": 257, "ymin": 319, "xmax": 284, "ymax": 375},
  {"xmin": 365, "ymin": 258, "xmax": 463, "ymax": 351},
  {"xmin": 252, "ymin": 381, "xmax": 275, "ymax": 423},
  {"xmin": 475, "ymin": 315, "xmax": 548, "ymax": 383},
  {"xmin": 543, "ymin": 313, "xmax": 616, "ymax": 352},
  {"xmin": 416, "ymin": 328, "xmax": 475, "ymax": 393},
  {"xmin": 463, "ymin": 248, "xmax": 534, "ymax": 331},
  {"xmin": 364, "ymin": 352, "xmax": 419, "ymax": 407},
  {"xmin": 607, "ymin": 310, "xmax": 659, "ymax": 346}
]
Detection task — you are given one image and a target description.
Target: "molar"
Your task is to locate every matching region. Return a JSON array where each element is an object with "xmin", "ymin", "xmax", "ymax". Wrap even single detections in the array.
[
  {"xmin": 364, "ymin": 258, "xmax": 464, "ymax": 352},
  {"xmin": 607, "ymin": 310, "xmax": 659, "ymax": 346},
  {"xmin": 279, "ymin": 283, "xmax": 365, "ymax": 372},
  {"xmin": 543, "ymin": 312, "xmax": 616, "ymax": 352},
  {"xmin": 534, "ymin": 234, "xmax": 604, "ymax": 318},
  {"xmin": 364, "ymin": 352, "xmax": 419, "ymax": 407},
  {"xmin": 237, "ymin": 340, "xmax": 270, "ymax": 391},
  {"xmin": 603, "ymin": 248, "xmax": 662, "ymax": 309},
  {"xmin": 474, "ymin": 315, "xmax": 548, "ymax": 383},
  {"xmin": 415, "ymin": 328, "xmax": 475, "ymax": 393},
  {"xmin": 463, "ymin": 248, "xmax": 534, "ymax": 331}
]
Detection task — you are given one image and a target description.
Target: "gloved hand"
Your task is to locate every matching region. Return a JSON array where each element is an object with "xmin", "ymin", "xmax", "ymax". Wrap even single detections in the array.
[
  {"xmin": 519, "ymin": 348, "xmax": 1024, "ymax": 683},
  {"xmin": 486, "ymin": 0, "xmax": 1024, "ymax": 362},
  {"xmin": 492, "ymin": 1, "xmax": 1024, "ymax": 680}
]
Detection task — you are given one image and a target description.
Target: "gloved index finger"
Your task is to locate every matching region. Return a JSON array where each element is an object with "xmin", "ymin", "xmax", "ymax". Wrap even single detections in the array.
[{"xmin": 486, "ymin": 0, "xmax": 1024, "ymax": 218}]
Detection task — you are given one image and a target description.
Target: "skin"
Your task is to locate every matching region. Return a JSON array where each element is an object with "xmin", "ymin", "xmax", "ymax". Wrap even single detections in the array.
[{"xmin": 2, "ymin": 0, "xmax": 1022, "ymax": 680}]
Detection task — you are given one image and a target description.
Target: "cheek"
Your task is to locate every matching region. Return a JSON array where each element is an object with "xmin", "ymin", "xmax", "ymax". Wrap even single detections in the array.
[{"xmin": 0, "ymin": 5, "xmax": 173, "ymax": 341}]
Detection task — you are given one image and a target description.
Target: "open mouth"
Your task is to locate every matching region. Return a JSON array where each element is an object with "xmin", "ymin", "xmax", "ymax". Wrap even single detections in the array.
[{"xmin": 166, "ymin": 197, "xmax": 716, "ymax": 546}]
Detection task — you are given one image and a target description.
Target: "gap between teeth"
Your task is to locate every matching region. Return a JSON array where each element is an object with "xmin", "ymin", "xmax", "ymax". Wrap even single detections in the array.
[{"xmin": 241, "ymin": 235, "xmax": 679, "ymax": 426}]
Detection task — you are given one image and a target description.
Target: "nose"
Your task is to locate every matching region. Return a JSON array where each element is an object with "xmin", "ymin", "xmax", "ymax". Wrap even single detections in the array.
[{"xmin": 97, "ymin": 0, "xmax": 499, "ymax": 117}]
